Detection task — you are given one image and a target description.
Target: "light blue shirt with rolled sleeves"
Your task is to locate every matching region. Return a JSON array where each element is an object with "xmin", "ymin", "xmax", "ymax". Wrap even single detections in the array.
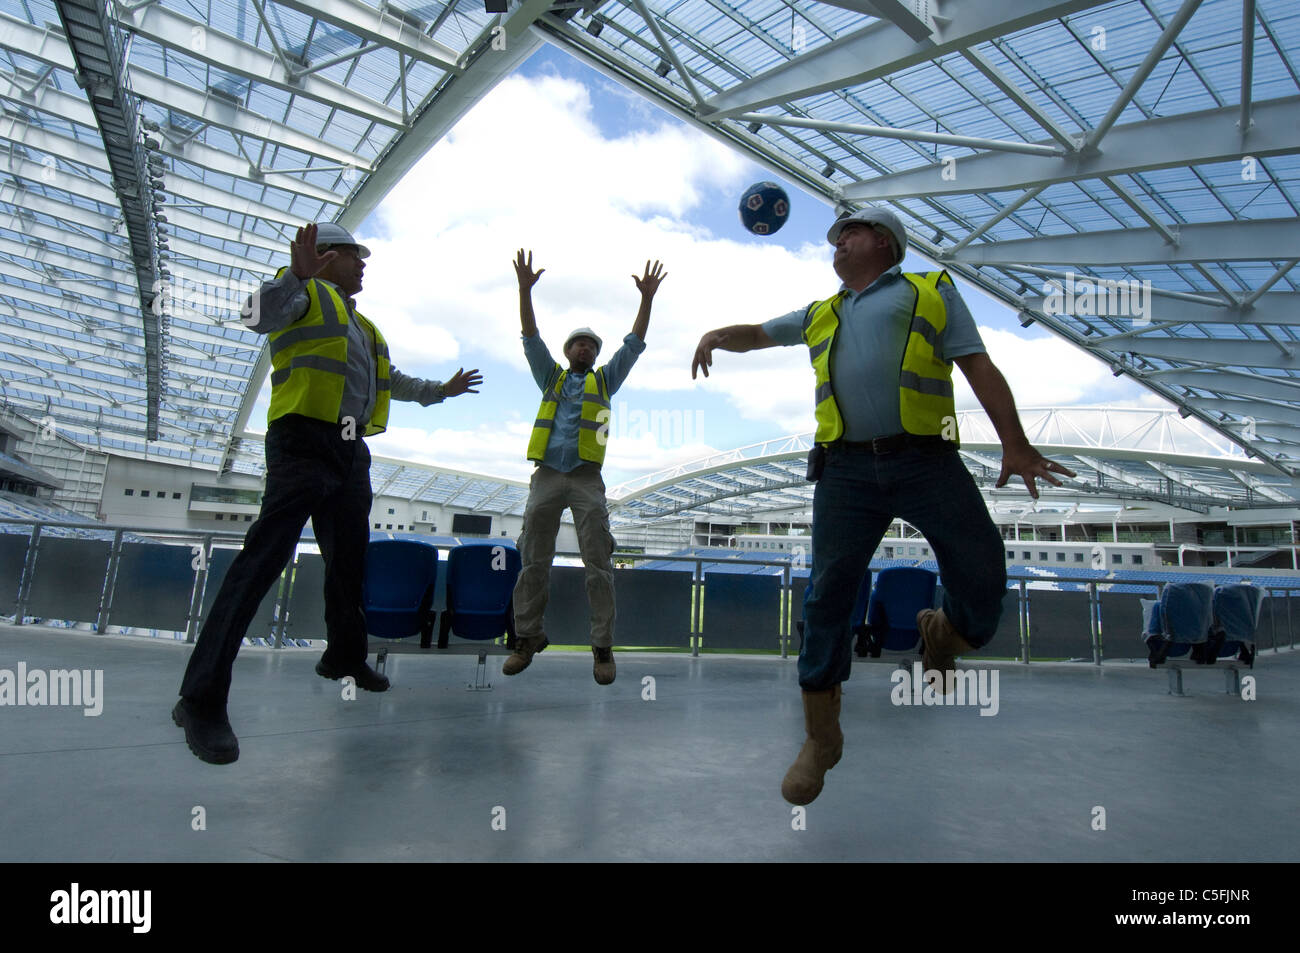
[
  {"xmin": 761, "ymin": 266, "xmax": 986, "ymax": 441},
  {"xmin": 522, "ymin": 332, "xmax": 646, "ymax": 473}
]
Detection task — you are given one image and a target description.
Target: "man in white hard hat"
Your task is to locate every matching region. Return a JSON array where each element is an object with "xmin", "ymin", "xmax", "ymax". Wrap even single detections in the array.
[
  {"xmin": 173, "ymin": 222, "xmax": 482, "ymax": 764},
  {"xmin": 691, "ymin": 205, "xmax": 1074, "ymax": 804},
  {"xmin": 506, "ymin": 249, "xmax": 666, "ymax": 684}
]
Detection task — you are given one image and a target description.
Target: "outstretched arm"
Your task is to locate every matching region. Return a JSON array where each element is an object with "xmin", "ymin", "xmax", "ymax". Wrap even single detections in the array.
[
  {"xmin": 514, "ymin": 248, "xmax": 543, "ymax": 338},
  {"xmin": 390, "ymin": 367, "xmax": 483, "ymax": 405},
  {"xmin": 630, "ymin": 260, "xmax": 666, "ymax": 341},
  {"xmin": 691, "ymin": 324, "xmax": 779, "ymax": 379},
  {"xmin": 954, "ymin": 352, "xmax": 1076, "ymax": 499}
]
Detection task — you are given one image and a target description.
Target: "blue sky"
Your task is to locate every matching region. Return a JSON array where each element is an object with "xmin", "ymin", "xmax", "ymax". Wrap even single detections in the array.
[{"xmin": 249, "ymin": 43, "xmax": 1163, "ymax": 488}]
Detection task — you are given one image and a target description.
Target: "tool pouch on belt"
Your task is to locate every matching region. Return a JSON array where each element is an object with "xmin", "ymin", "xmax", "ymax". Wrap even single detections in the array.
[{"xmin": 805, "ymin": 444, "xmax": 826, "ymax": 482}]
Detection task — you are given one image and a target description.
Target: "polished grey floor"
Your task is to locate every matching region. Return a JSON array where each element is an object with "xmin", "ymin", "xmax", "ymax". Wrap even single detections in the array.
[{"xmin": 1, "ymin": 621, "xmax": 1296, "ymax": 862}]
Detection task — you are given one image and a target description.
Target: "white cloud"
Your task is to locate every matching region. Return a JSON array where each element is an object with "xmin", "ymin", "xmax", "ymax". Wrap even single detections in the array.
[{"xmin": 955, "ymin": 327, "xmax": 1149, "ymax": 410}]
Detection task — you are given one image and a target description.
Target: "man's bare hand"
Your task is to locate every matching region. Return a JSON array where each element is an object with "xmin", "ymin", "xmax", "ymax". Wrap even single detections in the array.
[
  {"xmin": 290, "ymin": 223, "xmax": 336, "ymax": 280},
  {"xmin": 691, "ymin": 330, "xmax": 728, "ymax": 379},
  {"xmin": 514, "ymin": 249, "xmax": 544, "ymax": 290},
  {"xmin": 443, "ymin": 368, "xmax": 483, "ymax": 397},
  {"xmin": 633, "ymin": 260, "xmax": 667, "ymax": 298},
  {"xmin": 996, "ymin": 443, "xmax": 1076, "ymax": 499}
]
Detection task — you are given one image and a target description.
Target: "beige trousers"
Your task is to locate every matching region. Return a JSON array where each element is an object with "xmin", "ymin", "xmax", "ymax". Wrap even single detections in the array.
[{"xmin": 512, "ymin": 463, "xmax": 616, "ymax": 647}]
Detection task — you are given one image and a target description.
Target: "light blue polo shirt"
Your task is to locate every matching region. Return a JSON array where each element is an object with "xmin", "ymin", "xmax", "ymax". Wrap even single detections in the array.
[
  {"xmin": 762, "ymin": 266, "xmax": 986, "ymax": 441},
  {"xmin": 522, "ymin": 332, "xmax": 646, "ymax": 472}
]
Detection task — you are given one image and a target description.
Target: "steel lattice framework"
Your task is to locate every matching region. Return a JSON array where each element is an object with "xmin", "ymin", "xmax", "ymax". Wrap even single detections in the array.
[{"xmin": 0, "ymin": 0, "xmax": 1297, "ymax": 485}]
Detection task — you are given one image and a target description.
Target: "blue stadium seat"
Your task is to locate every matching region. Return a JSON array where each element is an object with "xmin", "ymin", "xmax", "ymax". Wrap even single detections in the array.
[
  {"xmin": 854, "ymin": 567, "xmax": 938, "ymax": 658},
  {"xmin": 362, "ymin": 539, "xmax": 439, "ymax": 646},
  {"xmin": 1212, "ymin": 584, "xmax": 1262, "ymax": 668},
  {"xmin": 437, "ymin": 541, "xmax": 521, "ymax": 647},
  {"xmin": 1144, "ymin": 581, "xmax": 1221, "ymax": 695}
]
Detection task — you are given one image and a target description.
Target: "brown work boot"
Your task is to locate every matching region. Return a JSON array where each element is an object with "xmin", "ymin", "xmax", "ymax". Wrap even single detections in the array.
[
  {"xmin": 592, "ymin": 645, "xmax": 616, "ymax": 685},
  {"xmin": 781, "ymin": 684, "xmax": 843, "ymax": 806},
  {"xmin": 916, "ymin": 608, "xmax": 974, "ymax": 695},
  {"xmin": 503, "ymin": 635, "xmax": 548, "ymax": 676}
]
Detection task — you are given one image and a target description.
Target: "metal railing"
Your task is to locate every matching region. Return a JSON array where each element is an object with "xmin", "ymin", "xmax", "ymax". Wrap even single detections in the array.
[{"xmin": 2, "ymin": 517, "xmax": 1297, "ymax": 660}]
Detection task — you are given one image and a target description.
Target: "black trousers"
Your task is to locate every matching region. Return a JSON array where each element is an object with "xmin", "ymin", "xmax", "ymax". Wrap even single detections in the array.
[{"xmin": 179, "ymin": 414, "xmax": 373, "ymax": 707}]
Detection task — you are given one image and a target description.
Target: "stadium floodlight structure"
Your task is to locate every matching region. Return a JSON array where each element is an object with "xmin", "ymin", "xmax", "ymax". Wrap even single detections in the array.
[{"xmin": 0, "ymin": 0, "xmax": 1296, "ymax": 488}]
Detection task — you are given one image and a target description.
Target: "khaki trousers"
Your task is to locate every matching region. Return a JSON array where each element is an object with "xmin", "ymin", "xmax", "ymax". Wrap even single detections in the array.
[{"xmin": 512, "ymin": 463, "xmax": 617, "ymax": 647}]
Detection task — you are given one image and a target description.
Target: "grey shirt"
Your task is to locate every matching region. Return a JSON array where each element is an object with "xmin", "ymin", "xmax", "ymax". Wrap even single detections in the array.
[
  {"xmin": 242, "ymin": 270, "xmax": 445, "ymax": 427},
  {"xmin": 522, "ymin": 332, "xmax": 646, "ymax": 473},
  {"xmin": 761, "ymin": 266, "xmax": 985, "ymax": 441}
]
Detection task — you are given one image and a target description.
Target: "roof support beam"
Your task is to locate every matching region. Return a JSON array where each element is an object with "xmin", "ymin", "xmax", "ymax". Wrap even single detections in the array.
[
  {"xmin": 1082, "ymin": 0, "xmax": 1203, "ymax": 151},
  {"xmin": 2, "ymin": 154, "xmax": 117, "ymax": 205},
  {"xmin": 960, "ymin": 48, "xmax": 1078, "ymax": 151},
  {"xmin": 697, "ymin": 0, "xmax": 1113, "ymax": 119},
  {"xmin": 267, "ymin": 0, "xmax": 460, "ymax": 74},
  {"xmin": 162, "ymin": 175, "xmax": 311, "ymax": 228},
  {"xmin": 1145, "ymin": 368, "xmax": 1300, "ymax": 403},
  {"xmin": 731, "ymin": 111, "xmax": 1064, "ymax": 157},
  {"xmin": 1241, "ymin": 0, "xmax": 1257, "ymax": 131},
  {"xmin": 842, "ymin": 96, "xmax": 1300, "ymax": 201},
  {"xmin": 115, "ymin": 3, "xmax": 407, "ymax": 129},
  {"xmin": 1118, "ymin": 336, "xmax": 1300, "ymax": 371},
  {"xmin": 1195, "ymin": 396, "xmax": 1300, "ymax": 428},
  {"xmin": 947, "ymin": 218, "xmax": 1298, "ymax": 266},
  {"xmin": 629, "ymin": 0, "xmax": 704, "ymax": 107},
  {"xmin": 0, "ymin": 14, "xmax": 75, "ymax": 69},
  {"xmin": 127, "ymin": 67, "xmax": 374, "ymax": 171},
  {"xmin": 159, "ymin": 134, "xmax": 343, "ymax": 207}
]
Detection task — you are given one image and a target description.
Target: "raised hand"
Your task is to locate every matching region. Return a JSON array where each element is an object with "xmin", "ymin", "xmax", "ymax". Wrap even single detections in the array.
[
  {"xmin": 443, "ymin": 367, "xmax": 483, "ymax": 397},
  {"xmin": 514, "ymin": 249, "xmax": 544, "ymax": 290},
  {"xmin": 290, "ymin": 223, "xmax": 337, "ymax": 279},
  {"xmin": 633, "ymin": 260, "xmax": 667, "ymax": 298}
]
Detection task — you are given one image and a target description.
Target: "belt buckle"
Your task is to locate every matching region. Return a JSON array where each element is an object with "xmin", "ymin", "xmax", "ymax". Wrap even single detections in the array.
[{"xmin": 870, "ymin": 435, "xmax": 892, "ymax": 455}]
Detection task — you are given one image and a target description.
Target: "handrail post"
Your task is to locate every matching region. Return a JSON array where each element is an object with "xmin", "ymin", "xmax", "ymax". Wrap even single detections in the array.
[
  {"xmin": 1088, "ymin": 581, "xmax": 1101, "ymax": 665},
  {"xmin": 1018, "ymin": 578, "xmax": 1029, "ymax": 663},
  {"xmin": 96, "ymin": 528, "xmax": 125, "ymax": 634},
  {"xmin": 781, "ymin": 561, "xmax": 791, "ymax": 659},
  {"xmin": 12, "ymin": 523, "xmax": 42, "ymax": 625},
  {"xmin": 186, "ymin": 534, "xmax": 213, "ymax": 644},
  {"xmin": 693, "ymin": 558, "xmax": 702, "ymax": 657}
]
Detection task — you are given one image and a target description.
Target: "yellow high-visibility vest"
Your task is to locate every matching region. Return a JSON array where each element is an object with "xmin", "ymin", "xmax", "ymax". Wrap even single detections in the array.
[
  {"xmin": 527, "ymin": 364, "xmax": 610, "ymax": 465},
  {"xmin": 266, "ymin": 268, "xmax": 391, "ymax": 435},
  {"xmin": 802, "ymin": 271, "xmax": 956, "ymax": 444}
]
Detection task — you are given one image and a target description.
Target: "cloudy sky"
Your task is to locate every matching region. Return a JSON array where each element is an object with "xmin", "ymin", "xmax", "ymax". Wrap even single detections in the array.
[{"xmin": 249, "ymin": 45, "xmax": 1168, "ymax": 489}]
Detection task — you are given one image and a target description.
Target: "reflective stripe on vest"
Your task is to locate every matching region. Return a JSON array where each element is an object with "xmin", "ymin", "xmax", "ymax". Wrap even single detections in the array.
[
  {"xmin": 526, "ymin": 364, "xmax": 611, "ymax": 465},
  {"xmin": 801, "ymin": 271, "xmax": 956, "ymax": 443},
  {"xmin": 266, "ymin": 267, "xmax": 391, "ymax": 435}
]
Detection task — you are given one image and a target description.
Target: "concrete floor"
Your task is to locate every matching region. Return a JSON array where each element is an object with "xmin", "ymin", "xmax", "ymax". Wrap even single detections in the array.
[{"xmin": 1, "ymin": 621, "xmax": 1296, "ymax": 862}]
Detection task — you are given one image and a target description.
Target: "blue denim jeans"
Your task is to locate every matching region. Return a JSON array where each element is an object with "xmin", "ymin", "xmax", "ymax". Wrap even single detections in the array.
[{"xmin": 798, "ymin": 443, "xmax": 1006, "ymax": 690}]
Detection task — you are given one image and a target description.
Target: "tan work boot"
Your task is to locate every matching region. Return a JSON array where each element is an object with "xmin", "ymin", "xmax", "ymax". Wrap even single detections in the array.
[
  {"xmin": 916, "ymin": 608, "xmax": 974, "ymax": 695},
  {"xmin": 503, "ymin": 635, "xmax": 548, "ymax": 676},
  {"xmin": 781, "ymin": 684, "xmax": 843, "ymax": 806},
  {"xmin": 592, "ymin": 645, "xmax": 616, "ymax": 685}
]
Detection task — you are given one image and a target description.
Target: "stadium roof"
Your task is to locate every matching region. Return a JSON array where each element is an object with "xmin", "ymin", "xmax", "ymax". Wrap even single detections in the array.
[
  {"xmin": 0, "ymin": 0, "xmax": 1297, "ymax": 478},
  {"xmin": 607, "ymin": 406, "xmax": 1300, "ymax": 522}
]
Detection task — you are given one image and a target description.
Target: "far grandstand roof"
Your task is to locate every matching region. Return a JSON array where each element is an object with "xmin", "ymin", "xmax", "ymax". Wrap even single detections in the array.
[
  {"xmin": 608, "ymin": 406, "xmax": 1300, "ymax": 523},
  {"xmin": 0, "ymin": 0, "xmax": 1296, "ymax": 481}
]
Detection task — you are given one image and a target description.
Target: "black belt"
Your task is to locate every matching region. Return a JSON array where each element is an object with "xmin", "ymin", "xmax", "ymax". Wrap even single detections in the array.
[{"xmin": 829, "ymin": 433, "xmax": 956, "ymax": 454}]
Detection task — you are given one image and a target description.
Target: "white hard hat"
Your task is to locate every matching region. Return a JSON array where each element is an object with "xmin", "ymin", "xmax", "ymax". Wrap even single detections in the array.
[
  {"xmin": 564, "ymin": 327, "xmax": 603, "ymax": 355},
  {"xmin": 827, "ymin": 206, "xmax": 908, "ymax": 263},
  {"xmin": 314, "ymin": 222, "xmax": 371, "ymax": 259}
]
